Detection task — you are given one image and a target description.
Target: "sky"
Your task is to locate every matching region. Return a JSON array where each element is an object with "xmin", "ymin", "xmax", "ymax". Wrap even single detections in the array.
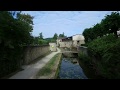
[{"xmin": 22, "ymin": 11, "xmax": 116, "ymax": 38}]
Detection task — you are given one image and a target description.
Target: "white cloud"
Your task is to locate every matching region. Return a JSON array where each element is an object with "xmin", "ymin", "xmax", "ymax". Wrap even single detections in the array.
[{"xmin": 22, "ymin": 11, "xmax": 117, "ymax": 38}]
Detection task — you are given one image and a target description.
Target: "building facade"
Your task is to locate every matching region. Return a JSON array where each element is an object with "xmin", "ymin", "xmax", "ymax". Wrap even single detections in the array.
[{"xmin": 57, "ymin": 34, "xmax": 85, "ymax": 48}]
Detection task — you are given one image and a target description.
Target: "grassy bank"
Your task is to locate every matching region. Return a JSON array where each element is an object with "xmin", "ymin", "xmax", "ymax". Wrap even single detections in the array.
[
  {"xmin": 54, "ymin": 53, "xmax": 62, "ymax": 79},
  {"xmin": 78, "ymin": 53, "xmax": 104, "ymax": 79},
  {"xmin": 36, "ymin": 53, "xmax": 62, "ymax": 79},
  {"xmin": 78, "ymin": 34, "xmax": 120, "ymax": 79}
]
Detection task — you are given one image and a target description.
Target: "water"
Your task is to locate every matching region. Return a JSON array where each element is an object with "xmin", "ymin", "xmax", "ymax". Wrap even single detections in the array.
[{"xmin": 59, "ymin": 58, "xmax": 88, "ymax": 79}]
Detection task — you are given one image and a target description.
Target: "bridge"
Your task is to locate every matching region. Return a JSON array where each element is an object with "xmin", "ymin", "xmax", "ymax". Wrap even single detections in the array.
[{"xmin": 61, "ymin": 51, "xmax": 78, "ymax": 58}]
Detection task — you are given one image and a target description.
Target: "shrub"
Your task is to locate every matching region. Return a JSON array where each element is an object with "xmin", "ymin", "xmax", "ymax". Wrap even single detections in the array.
[
  {"xmin": 78, "ymin": 52, "xmax": 91, "ymax": 65},
  {"xmin": 87, "ymin": 34, "xmax": 120, "ymax": 79}
]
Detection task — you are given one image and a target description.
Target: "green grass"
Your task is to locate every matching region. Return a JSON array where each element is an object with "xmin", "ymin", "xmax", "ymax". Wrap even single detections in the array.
[
  {"xmin": 54, "ymin": 54, "xmax": 62, "ymax": 79},
  {"xmin": 36, "ymin": 53, "xmax": 61, "ymax": 77}
]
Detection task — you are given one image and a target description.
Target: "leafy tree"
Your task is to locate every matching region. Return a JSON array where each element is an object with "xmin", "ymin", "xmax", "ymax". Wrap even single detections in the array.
[
  {"xmin": 101, "ymin": 12, "xmax": 120, "ymax": 37},
  {"xmin": 39, "ymin": 32, "xmax": 43, "ymax": 39},
  {"xmin": 59, "ymin": 32, "xmax": 66, "ymax": 37},
  {"xmin": 53, "ymin": 33, "xmax": 58, "ymax": 40},
  {"xmin": 83, "ymin": 11, "xmax": 120, "ymax": 43},
  {"xmin": 92, "ymin": 23, "xmax": 103, "ymax": 38},
  {"xmin": 82, "ymin": 28, "xmax": 94, "ymax": 43},
  {"xmin": 87, "ymin": 34, "xmax": 120, "ymax": 79},
  {"xmin": 0, "ymin": 11, "xmax": 34, "ymax": 77}
]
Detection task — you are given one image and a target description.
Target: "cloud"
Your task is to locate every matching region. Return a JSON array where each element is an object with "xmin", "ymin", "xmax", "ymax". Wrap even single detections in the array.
[{"xmin": 22, "ymin": 11, "xmax": 116, "ymax": 38}]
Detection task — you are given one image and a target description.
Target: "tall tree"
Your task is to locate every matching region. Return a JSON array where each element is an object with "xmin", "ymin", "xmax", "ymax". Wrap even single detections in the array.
[
  {"xmin": 39, "ymin": 32, "xmax": 43, "ymax": 39},
  {"xmin": 17, "ymin": 12, "xmax": 34, "ymax": 32},
  {"xmin": 59, "ymin": 32, "xmax": 65, "ymax": 37},
  {"xmin": 82, "ymin": 11, "xmax": 120, "ymax": 43},
  {"xmin": 63, "ymin": 32, "xmax": 64, "ymax": 37},
  {"xmin": 53, "ymin": 33, "xmax": 58, "ymax": 39},
  {"xmin": 82, "ymin": 28, "xmax": 94, "ymax": 43},
  {"xmin": 101, "ymin": 12, "xmax": 120, "ymax": 37}
]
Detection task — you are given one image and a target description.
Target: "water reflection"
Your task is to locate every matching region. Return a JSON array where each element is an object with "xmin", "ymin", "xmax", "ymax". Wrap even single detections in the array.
[{"xmin": 59, "ymin": 58, "xmax": 88, "ymax": 79}]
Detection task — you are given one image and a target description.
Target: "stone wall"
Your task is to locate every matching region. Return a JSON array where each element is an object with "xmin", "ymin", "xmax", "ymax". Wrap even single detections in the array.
[
  {"xmin": 23, "ymin": 45, "xmax": 49, "ymax": 64},
  {"xmin": 62, "ymin": 52, "xmax": 78, "ymax": 58}
]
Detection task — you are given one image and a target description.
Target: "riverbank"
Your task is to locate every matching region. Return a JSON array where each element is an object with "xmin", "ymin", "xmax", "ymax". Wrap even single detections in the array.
[{"xmin": 36, "ymin": 53, "xmax": 62, "ymax": 79}]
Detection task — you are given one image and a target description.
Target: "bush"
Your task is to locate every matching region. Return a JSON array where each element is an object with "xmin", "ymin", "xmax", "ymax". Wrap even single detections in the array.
[
  {"xmin": 78, "ymin": 52, "xmax": 91, "ymax": 65},
  {"xmin": 87, "ymin": 34, "xmax": 120, "ymax": 79}
]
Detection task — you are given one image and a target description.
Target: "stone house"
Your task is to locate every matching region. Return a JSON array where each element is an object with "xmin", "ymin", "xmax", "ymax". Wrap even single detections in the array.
[
  {"xmin": 57, "ymin": 34, "xmax": 85, "ymax": 48},
  {"xmin": 72, "ymin": 34, "xmax": 85, "ymax": 47}
]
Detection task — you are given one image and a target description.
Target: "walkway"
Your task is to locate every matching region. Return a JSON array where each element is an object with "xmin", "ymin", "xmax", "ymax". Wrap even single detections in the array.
[{"xmin": 9, "ymin": 48, "xmax": 61, "ymax": 79}]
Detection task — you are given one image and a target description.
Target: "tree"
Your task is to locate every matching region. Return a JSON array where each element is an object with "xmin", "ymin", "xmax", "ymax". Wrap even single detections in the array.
[
  {"xmin": 17, "ymin": 12, "xmax": 34, "ymax": 32},
  {"xmin": 0, "ymin": 11, "xmax": 34, "ymax": 77},
  {"xmin": 53, "ymin": 33, "xmax": 58, "ymax": 40},
  {"xmin": 101, "ymin": 12, "xmax": 120, "ymax": 37},
  {"xmin": 63, "ymin": 32, "xmax": 64, "ymax": 37},
  {"xmin": 82, "ymin": 28, "xmax": 94, "ymax": 43},
  {"xmin": 59, "ymin": 32, "xmax": 65, "ymax": 37},
  {"xmin": 82, "ymin": 11, "xmax": 120, "ymax": 43},
  {"xmin": 39, "ymin": 32, "xmax": 43, "ymax": 39}
]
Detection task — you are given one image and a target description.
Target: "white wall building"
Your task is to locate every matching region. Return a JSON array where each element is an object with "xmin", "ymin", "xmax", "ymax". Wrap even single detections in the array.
[
  {"xmin": 72, "ymin": 34, "xmax": 85, "ymax": 47},
  {"xmin": 57, "ymin": 34, "xmax": 85, "ymax": 48}
]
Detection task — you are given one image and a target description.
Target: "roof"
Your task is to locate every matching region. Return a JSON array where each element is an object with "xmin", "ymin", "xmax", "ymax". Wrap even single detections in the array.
[
  {"xmin": 65, "ymin": 34, "xmax": 83, "ymax": 38},
  {"xmin": 57, "ymin": 34, "xmax": 84, "ymax": 40}
]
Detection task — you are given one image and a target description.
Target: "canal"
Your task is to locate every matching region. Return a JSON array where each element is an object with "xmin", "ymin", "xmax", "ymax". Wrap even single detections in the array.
[{"xmin": 57, "ymin": 56, "xmax": 88, "ymax": 79}]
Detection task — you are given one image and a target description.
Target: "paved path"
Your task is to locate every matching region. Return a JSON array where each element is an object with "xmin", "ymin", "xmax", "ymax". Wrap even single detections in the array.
[{"xmin": 9, "ymin": 48, "xmax": 61, "ymax": 79}]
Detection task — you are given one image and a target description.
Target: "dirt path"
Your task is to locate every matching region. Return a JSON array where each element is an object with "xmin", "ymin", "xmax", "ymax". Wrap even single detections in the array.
[{"xmin": 9, "ymin": 48, "xmax": 61, "ymax": 79}]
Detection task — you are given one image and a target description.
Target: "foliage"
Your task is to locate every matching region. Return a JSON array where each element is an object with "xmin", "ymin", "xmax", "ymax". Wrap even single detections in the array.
[
  {"xmin": 59, "ymin": 32, "xmax": 65, "ymax": 37},
  {"xmin": 53, "ymin": 33, "xmax": 58, "ymax": 40},
  {"xmin": 78, "ymin": 52, "xmax": 91, "ymax": 65},
  {"xmin": 101, "ymin": 12, "xmax": 120, "ymax": 37},
  {"xmin": 83, "ymin": 12, "xmax": 120, "ymax": 43},
  {"xmin": 39, "ymin": 32, "xmax": 43, "ymax": 39},
  {"xmin": 32, "ymin": 32, "xmax": 60, "ymax": 45},
  {"xmin": 0, "ymin": 11, "xmax": 34, "ymax": 78},
  {"xmin": 87, "ymin": 34, "xmax": 120, "ymax": 79}
]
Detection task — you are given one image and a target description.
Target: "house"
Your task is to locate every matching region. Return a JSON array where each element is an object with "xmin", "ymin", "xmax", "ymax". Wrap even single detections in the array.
[
  {"xmin": 56, "ymin": 34, "xmax": 85, "ymax": 48},
  {"xmin": 61, "ymin": 36, "xmax": 72, "ymax": 48},
  {"xmin": 72, "ymin": 34, "xmax": 85, "ymax": 47},
  {"xmin": 56, "ymin": 37, "xmax": 65, "ymax": 47}
]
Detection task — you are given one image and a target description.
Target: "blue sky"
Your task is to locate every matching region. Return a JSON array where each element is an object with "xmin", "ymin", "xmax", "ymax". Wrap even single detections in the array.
[{"xmin": 22, "ymin": 11, "xmax": 116, "ymax": 38}]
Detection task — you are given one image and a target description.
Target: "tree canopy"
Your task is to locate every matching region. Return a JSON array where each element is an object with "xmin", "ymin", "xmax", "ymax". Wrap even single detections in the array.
[
  {"xmin": 0, "ymin": 11, "xmax": 34, "ymax": 77},
  {"xmin": 82, "ymin": 12, "xmax": 120, "ymax": 43},
  {"xmin": 53, "ymin": 33, "xmax": 58, "ymax": 40},
  {"xmin": 39, "ymin": 32, "xmax": 43, "ymax": 39}
]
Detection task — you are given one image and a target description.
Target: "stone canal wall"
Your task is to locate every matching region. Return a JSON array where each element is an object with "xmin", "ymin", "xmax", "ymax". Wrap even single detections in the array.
[{"xmin": 23, "ymin": 45, "xmax": 49, "ymax": 64}]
